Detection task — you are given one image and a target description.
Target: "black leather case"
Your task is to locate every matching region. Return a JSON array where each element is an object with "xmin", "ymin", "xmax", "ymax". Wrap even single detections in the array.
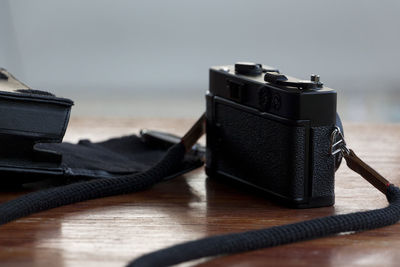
[
  {"xmin": 0, "ymin": 69, "xmax": 204, "ymax": 187},
  {"xmin": 0, "ymin": 68, "xmax": 73, "ymax": 183}
]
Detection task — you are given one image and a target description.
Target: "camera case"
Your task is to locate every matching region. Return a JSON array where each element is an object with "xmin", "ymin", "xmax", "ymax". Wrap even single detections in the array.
[
  {"xmin": 0, "ymin": 69, "xmax": 204, "ymax": 186},
  {"xmin": 205, "ymin": 62, "xmax": 341, "ymax": 208}
]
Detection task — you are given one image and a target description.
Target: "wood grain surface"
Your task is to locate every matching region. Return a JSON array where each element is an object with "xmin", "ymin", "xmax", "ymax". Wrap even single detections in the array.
[{"xmin": 1, "ymin": 118, "xmax": 400, "ymax": 267}]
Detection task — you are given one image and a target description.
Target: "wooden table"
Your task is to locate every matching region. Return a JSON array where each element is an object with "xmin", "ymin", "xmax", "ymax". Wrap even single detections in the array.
[{"xmin": 1, "ymin": 118, "xmax": 400, "ymax": 267}]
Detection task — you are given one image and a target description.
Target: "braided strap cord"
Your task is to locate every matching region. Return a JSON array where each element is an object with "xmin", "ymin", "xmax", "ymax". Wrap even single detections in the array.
[
  {"xmin": 128, "ymin": 185, "xmax": 400, "ymax": 267},
  {"xmin": 0, "ymin": 143, "xmax": 186, "ymax": 226},
  {"xmin": 1, "ymin": 139, "xmax": 400, "ymax": 267}
]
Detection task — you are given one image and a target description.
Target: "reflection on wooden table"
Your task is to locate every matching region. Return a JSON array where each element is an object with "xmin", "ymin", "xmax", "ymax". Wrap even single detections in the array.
[{"xmin": 1, "ymin": 118, "xmax": 400, "ymax": 267}]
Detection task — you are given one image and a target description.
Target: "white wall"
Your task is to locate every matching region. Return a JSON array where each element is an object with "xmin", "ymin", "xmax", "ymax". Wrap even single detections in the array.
[{"xmin": 1, "ymin": 0, "xmax": 399, "ymax": 120}]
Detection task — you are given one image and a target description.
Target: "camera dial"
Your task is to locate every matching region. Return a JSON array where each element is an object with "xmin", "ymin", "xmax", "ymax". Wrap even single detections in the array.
[{"xmin": 235, "ymin": 62, "xmax": 263, "ymax": 75}]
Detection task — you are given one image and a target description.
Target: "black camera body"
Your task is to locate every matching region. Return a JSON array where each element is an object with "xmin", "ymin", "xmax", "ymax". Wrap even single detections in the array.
[{"xmin": 205, "ymin": 62, "xmax": 339, "ymax": 208}]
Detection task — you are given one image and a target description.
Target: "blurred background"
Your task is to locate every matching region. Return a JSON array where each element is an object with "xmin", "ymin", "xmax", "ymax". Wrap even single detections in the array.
[{"xmin": 0, "ymin": 0, "xmax": 399, "ymax": 122}]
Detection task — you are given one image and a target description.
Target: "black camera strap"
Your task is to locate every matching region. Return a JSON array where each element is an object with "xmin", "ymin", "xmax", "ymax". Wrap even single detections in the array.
[
  {"xmin": 127, "ymin": 119, "xmax": 400, "ymax": 267},
  {"xmin": 130, "ymin": 185, "xmax": 400, "ymax": 267},
  {"xmin": 0, "ymin": 115, "xmax": 206, "ymax": 226},
  {"xmin": 0, "ymin": 114, "xmax": 399, "ymax": 267}
]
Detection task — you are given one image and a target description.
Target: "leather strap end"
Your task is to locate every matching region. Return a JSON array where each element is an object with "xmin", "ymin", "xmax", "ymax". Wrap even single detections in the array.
[
  {"xmin": 344, "ymin": 149, "xmax": 390, "ymax": 194},
  {"xmin": 181, "ymin": 113, "xmax": 206, "ymax": 152}
]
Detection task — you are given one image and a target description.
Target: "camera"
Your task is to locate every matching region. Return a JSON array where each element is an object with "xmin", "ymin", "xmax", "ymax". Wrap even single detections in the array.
[{"xmin": 205, "ymin": 62, "xmax": 342, "ymax": 208}]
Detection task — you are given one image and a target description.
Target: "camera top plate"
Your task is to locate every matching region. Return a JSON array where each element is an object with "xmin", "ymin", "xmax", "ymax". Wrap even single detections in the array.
[
  {"xmin": 212, "ymin": 63, "xmax": 334, "ymax": 93},
  {"xmin": 209, "ymin": 63, "xmax": 337, "ymax": 127}
]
